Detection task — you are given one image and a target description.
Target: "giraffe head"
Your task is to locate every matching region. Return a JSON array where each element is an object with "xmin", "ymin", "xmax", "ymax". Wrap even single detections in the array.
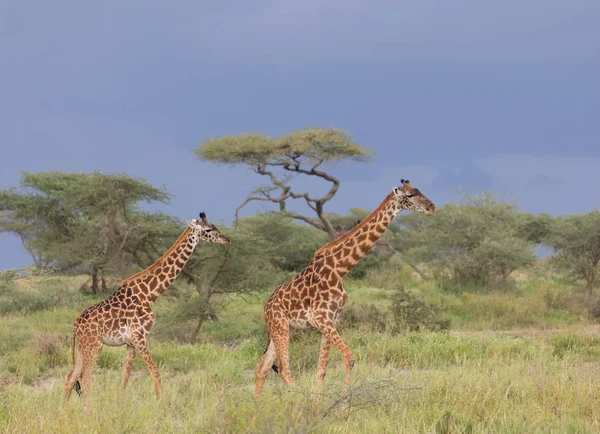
[
  {"xmin": 186, "ymin": 212, "xmax": 231, "ymax": 245},
  {"xmin": 393, "ymin": 179, "xmax": 436, "ymax": 216}
]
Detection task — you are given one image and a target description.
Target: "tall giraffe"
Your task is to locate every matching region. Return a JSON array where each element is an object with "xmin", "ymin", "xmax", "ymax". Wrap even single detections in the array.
[
  {"xmin": 64, "ymin": 213, "xmax": 231, "ymax": 402},
  {"xmin": 255, "ymin": 180, "xmax": 435, "ymax": 394}
]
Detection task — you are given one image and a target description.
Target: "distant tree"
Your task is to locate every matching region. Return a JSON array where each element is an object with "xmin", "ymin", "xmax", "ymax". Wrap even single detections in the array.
[
  {"xmin": 517, "ymin": 212, "xmax": 554, "ymax": 244},
  {"xmin": 178, "ymin": 214, "xmax": 303, "ymax": 342},
  {"xmin": 325, "ymin": 208, "xmax": 427, "ymax": 279},
  {"xmin": 397, "ymin": 193, "xmax": 537, "ymax": 289},
  {"xmin": 235, "ymin": 213, "xmax": 327, "ymax": 271},
  {"xmin": 0, "ymin": 171, "xmax": 171, "ymax": 293},
  {"xmin": 195, "ymin": 128, "xmax": 371, "ymax": 240},
  {"xmin": 544, "ymin": 212, "xmax": 600, "ymax": 297}
]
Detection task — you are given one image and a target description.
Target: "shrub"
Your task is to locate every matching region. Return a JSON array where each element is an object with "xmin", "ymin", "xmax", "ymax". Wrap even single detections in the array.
[
  {"xmin": 338, "ymin": 304, "xmax": 389, "ymax": 333},
  {"xmin": 32, "ymin": 332, "xmax": 67, "ymax": 369},
  {"xmin": 586, "ymin": 294, "xmax": 600, "ymax": 321},
  {"xmin": 390, "ymin": 285, "xmax": 450, "ymax": 333}
]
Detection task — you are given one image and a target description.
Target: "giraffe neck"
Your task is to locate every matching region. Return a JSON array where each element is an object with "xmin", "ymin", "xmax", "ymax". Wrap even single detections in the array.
[
  {"xmin": 120, "ymin": 227, "xmax": 199, "ymax": 303},
  {"xmin": 316, "ymin": 192, "xmax": 401, "ymax": 279}
]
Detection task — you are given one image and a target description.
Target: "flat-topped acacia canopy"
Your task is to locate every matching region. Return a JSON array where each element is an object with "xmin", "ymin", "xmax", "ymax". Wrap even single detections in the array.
[
  {"xmin": 195, "ymin": 128, "xmax": 372, "ymax": 240},
  {"xmin": 195, "ymin": 128, "xmax": 371, "ymax": 165}
]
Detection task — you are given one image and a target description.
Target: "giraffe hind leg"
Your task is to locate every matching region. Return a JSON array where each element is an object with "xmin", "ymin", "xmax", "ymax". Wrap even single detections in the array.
[
  {"xmin": 270, "ymin": 328, "xmax": 300, "ymax": 374},
  {"xmin": 261, "ymin": 340, "xmax": 279, "ymax": 374},
  {"xmin": 64, "ymin": 350, "xmax": 84, "ymax": 400},
  {"xmin": 78, "ymin": 341, "xmax": 103, "ymax": 399},
  {"xmin": 272, "ymin": 330, "xmax": 293, "ymax": 386},
  {"xmin": 255, "ymin": 339, "xmax": 278, "ymax": 394}
]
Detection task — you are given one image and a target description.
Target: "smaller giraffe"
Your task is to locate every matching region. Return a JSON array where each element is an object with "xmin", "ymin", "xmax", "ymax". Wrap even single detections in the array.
[
  {"xmin": 255, "ymin": 180, "xmax": 435, "ymax": 394},
  {"xmin": 64, "ymin": 212, "xmax": 230, "ymax": 402}
]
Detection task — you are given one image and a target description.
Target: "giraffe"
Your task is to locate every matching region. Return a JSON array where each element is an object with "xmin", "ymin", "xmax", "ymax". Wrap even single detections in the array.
[
  {"xmin": 255, "ymin": 179, "xmax": 435, "ymax": 394},
  {"xmin": 64, "ymin": 212, "xmax": 231, "ymax": 402}
]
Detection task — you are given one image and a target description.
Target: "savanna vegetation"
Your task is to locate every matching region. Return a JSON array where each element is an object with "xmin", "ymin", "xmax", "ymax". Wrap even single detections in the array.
[{"xmin": 1, "ymin": 128, "xmax": 600, "ymax": 433}]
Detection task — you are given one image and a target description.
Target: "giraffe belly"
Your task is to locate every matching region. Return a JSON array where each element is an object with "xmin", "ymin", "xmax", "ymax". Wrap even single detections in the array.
[
  {"xmin": 288, "ymin": 310, "xmax": 314, "ymax": 330},
  {"xmin": 289, "ymin": 318, "xmax": 311, "ymax": 330},
  {"xmin": 102, "ymin": 327, "xmax": 132, "ymax": 347}
]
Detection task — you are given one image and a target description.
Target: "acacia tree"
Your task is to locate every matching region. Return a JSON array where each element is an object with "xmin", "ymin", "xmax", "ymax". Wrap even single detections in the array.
[
  {"xmin": 195, "ymin": 128, "xmax": 371, "ymax": 240},
  {"xmin": 544, "ymin": 212, "xmax": 600, "ymax": 297},
  {"xmin": 396, "ymin": 194, "xmax": 537, "ymax": 289},
  {"xmin": 0, "ymin": 171, "xmax": 171, "ymax": 293}
]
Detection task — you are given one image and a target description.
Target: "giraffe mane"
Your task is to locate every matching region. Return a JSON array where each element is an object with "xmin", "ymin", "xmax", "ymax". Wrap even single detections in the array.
[
  {"xmin": 315, "ymin": 192, "xmax": 396, "ymax": 256},
  {"xmin": 119, "ymin": 227, "xmax": 192, "ymax": 286}
]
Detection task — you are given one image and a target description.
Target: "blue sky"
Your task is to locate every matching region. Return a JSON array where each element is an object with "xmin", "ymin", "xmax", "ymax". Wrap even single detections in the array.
[{"xmin": 1, "ymin": 0, "xmax": 599, "ymax": 269}]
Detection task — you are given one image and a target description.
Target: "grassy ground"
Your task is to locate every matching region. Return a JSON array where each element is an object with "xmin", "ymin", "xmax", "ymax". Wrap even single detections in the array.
[{"xmin": 1, "ymin": 272, "xmax": 600, "ymax": 432}]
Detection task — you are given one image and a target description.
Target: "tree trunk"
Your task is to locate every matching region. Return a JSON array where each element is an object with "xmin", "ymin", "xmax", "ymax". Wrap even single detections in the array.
[
  {"xmin": 190, "ymin": 298, "xmax": 213, "ymax": 343},
  {"xmin": 501, "ymin": 271, "xmax": 509, "ymax": 293},
  {"xmin": 189, "ymin": 292, "xmax": 220, "ymax": 343},
  {"xmin": 90, "ymin": 267, "xmax": 99, "ymax": 295},
  {"xmin": 190, "ymin": 314, "xmax": 208, "ymax": 343},
  {"xmin": 587, "ymin": 270, "xmax": 596, "ymax": 298}
]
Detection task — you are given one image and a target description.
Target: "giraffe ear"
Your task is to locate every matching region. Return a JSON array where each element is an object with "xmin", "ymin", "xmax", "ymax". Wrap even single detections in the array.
[{"xmin": 186, "ymin": 220, "xmax": 194, "ymax": 228}]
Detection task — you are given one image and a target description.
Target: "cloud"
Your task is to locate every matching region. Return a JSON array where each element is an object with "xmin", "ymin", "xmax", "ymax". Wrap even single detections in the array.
[
  {"xmin": 474, "ymin": 154, "xmax": 600, "ymax": 214},
  {"xmin": 186, "ymin": 0, "xmax": 600, "ymax": 64},
  {"xmin": 1, "ymin": 0, "xmax": 598, "ymax": 80}
]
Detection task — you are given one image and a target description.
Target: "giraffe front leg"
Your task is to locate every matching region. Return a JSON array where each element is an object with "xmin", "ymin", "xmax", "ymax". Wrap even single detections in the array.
[
  {"xmin": 132, "ymin": 337, "xmax": 162, "ymax": 402},
  {"xmin": 120, "ymin": 346, "xmax": 136, "ymax": 389},
  {"xmin": 314, "ymin": 318, "xmax": 354, "ymax": 385}
]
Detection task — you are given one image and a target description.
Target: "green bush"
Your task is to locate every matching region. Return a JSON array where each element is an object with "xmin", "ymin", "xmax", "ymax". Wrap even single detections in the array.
[
  {"xmin": 338, "ymin": 303, "xmax": 389, "ymax": 333},
  {"xmin": 390, "ymin": 285, "xmax": 450, "ymax": 333}
]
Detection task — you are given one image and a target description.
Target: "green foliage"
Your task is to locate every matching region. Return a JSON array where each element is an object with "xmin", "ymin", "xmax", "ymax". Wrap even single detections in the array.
[
  {"xmin": 338, "ymin": 303, "xmax": 389, "ymax": 332},
  {"xmin": 196, "ymin": 128, "xmax": 371, "ymax": 241},
  {"xmin": 186, "ymin": 221, "xmax": 291, "ymax": 296},
  {"xmin": 171, "ymin": 214, "xmax": 309, "ymax": 341},
  {"xmin": 0, "ymin": 171, "xmax": 173, "ymax": 287},
  {"xmin": 544, "ymin": 211, "xmax": 600, "ymax": 294},
  {"xmin": 196, "ymin": 128, "xmax": 370, "ymax": 164},
  {"xmin": 235, "ymin": 213, "xmax": 327, "ymax": 272},
  {"xmin": 390, "ymin": 285, "xmax": 450, "ymax": 333},
  {"xmin": 397, "ymin": 193, "xmax": 537, "ymax": 289},
  {"xmin": 517, "ymin": 212, "xmax": 554, "ymax": 243}
]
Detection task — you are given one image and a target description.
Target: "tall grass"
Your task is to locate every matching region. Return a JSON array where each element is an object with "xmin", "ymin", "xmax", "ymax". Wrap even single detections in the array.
[{"xmin": 2, "ymin": 272, "xmax": 600, "ymax": 432}]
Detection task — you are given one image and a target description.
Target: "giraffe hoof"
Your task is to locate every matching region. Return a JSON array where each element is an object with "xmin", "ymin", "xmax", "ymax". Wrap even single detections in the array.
[{"xmin": 349, "ymin": 360, "xmax": 355, "ymax": 369}]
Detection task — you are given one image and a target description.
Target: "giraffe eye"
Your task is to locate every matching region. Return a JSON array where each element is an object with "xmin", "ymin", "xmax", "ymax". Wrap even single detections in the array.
[
  {"xmin": 406, "ymin": 193, "xmax": 413, "ymax": 198},
  {"xmin": 204, "ymin": 228, "xmax": 213, "ymax": 233}
]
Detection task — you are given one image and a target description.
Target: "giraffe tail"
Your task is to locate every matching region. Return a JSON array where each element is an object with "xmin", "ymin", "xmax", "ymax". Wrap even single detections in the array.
[
  {"xmin": 70, "ymin": 324, "xmax": 82, "ymax": 396},
  {"xmin": 263, "ymin": 338, "xmax": 279, "ymax": 373},
  {"xmin": 71, "ymin": 326, "xmax": 76, "ymax": 366}
]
